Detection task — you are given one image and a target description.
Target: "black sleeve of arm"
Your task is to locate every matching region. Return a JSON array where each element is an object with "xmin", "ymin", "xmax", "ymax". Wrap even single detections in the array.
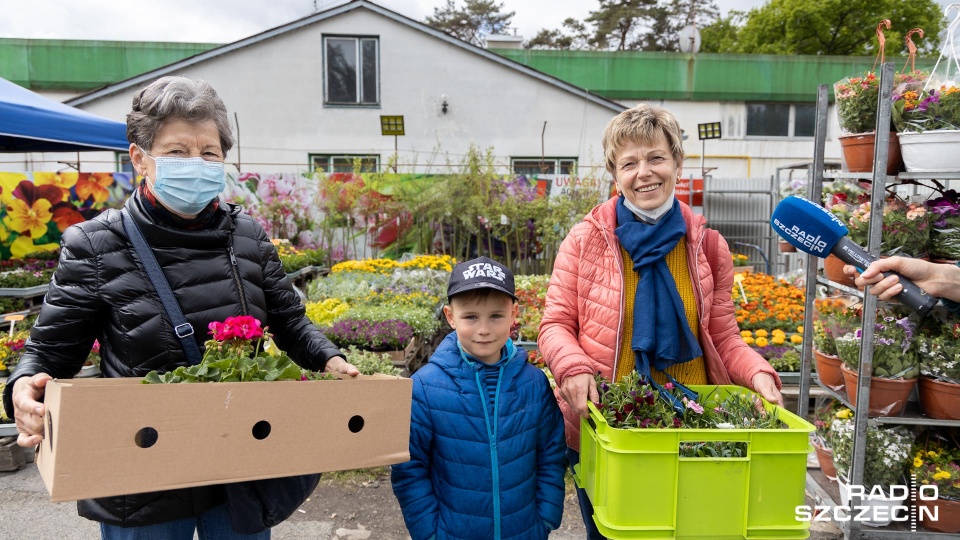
[
  {"xmin": 254, "ymin": 227, "xmax": 343, "ymax": 372},
  {"xmin": 3, "ymin": 226, "xmax": 103, "ymax": 415}
]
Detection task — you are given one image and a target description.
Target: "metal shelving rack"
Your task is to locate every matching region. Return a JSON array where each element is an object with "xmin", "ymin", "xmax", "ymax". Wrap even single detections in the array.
[{"xmin": 797, "ymin": 62, "xmax": 960, "ymax": 539}]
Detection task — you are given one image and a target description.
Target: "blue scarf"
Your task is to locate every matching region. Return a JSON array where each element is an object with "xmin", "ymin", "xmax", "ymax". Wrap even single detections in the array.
[{"xmin": 614, "ymin": 197, "xmax": 702, "ymax": 400}]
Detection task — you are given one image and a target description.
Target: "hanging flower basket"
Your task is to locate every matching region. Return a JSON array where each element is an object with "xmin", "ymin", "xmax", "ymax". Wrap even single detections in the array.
[{"xmin": 899, "ymin": 130, "xmax": 960, "ymax": 172}]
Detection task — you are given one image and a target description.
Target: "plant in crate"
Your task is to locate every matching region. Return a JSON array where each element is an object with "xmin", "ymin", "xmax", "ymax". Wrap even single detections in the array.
[
  {"xmin": 143, "ymin": 316, "xmax": 337, "ymax": 383},
  {"xmin": 927, "ymin": 189, "xmax": 960, "ymax": 261},
  {"xmin": 595, "ymin": 372, "xmax": 783, "ymax": 458},
  {"xmin": 911, "ymin": 439, "xmax": 960, "ymax": 533}
]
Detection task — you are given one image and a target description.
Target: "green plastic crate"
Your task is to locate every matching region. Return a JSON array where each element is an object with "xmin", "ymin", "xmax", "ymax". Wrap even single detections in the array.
[{"xmin": 574, "ymin": 385, "xmax": 814, "ymax": 539}]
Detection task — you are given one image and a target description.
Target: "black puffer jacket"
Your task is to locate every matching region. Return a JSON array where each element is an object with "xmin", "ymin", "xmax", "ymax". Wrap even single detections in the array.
[{"xmin": 2, "ymin": 194, "xmax": 343, "ymax": 527}]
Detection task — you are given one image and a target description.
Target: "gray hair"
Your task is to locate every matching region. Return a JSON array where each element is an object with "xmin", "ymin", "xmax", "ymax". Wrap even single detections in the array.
[{"xmin": 126, "ymin": 76, "xmax": 234, "ymax": 153}]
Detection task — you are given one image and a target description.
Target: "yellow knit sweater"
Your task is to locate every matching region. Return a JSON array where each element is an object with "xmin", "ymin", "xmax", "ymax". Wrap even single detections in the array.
[{"xmin": 615, "ymin": 237, "xmax": 708, "ymax": 385}]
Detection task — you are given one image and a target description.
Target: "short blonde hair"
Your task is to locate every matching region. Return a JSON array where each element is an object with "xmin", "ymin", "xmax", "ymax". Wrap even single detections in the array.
[{"xmin": 602, "ymin": 104, "xmax": 685, "ymax": 175}]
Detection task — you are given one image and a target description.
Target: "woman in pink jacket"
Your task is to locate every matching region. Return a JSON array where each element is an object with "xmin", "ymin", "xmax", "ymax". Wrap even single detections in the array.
[{"xmin": 538, "ymin": 104, "xmax": 783, "ymax": 539}]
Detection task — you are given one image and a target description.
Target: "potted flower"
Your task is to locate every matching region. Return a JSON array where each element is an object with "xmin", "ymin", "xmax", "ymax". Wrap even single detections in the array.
[
  {"xmin": 917, "ymin": 322, "xmax": 960, "ymax": 420},
  {"xmin": 894, "ymin": 82, "xmax": 960, "ymax": 172},
  {"xmin": 911, "ymin": 442, "xmax": 960, "ymax": 533},
  {"xmin": 144, "ymin": 315, "xmax": 338, "ymax": 383},
  {"xmin": 813, "ymin": 298, "xmax": 850, "ymax": 391},
  {"xmin": 835, "ymin": 313, "xmax": 919, "ymax": 417},
  {"xmin": 830, "ymin": 416, "xmax": 914, "ymax": 527},
  {"xmin": 834, "ymin": 70, "xmax": 925, "ymax": 174},
  {"xmin": 514, "ymin": 274, "xmax": 549, "ymax": 343},
  {"xmin": 837, "ymin": 197, "xmax": 931, "ymax": 259},
  {"xmin": 811, "ymin": 400, "xmax": 848, "ymax": 480},
  {"xmin": 927, "ymin": 189, "xmax": 960, "ymax": 262}
]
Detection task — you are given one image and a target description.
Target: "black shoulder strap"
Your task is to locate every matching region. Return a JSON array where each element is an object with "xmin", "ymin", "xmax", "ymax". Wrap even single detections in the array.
[{"xmin": 121, "ymin": 208, "xmax": 203, "ymax": 365}]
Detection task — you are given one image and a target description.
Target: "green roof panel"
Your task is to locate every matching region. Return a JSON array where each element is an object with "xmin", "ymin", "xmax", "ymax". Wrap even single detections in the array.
[
  {"xmin": 0, "ymin": 38, "xmax": 220, "ymax": 91},
  {"xmin": 493, "ymin": 49, "xmax": 929, "ymax": 102}
]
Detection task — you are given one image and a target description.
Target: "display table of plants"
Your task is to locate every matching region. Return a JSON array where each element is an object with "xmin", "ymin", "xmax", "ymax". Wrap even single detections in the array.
[
  {"xmin": 303, "ymin": 255, "xmax": 451, "ymax": 374},
  {"xmin": 0, "ymin": 251, "xmax": 60, "ymax": 313},
  {"xmin": 731, "ymin": 270, "xmax": 806, "ymax": 378}
]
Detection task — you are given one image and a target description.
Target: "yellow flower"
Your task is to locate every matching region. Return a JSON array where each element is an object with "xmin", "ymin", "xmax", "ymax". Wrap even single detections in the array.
[
  {"xmin": 790, "ymin": 334, "xmax": 803, "ymax": 344},
  {"xmin": 10, "ymin": 236, "xmax": 59, "ymax": 259},
  {"xmin": 755, "ymin": 337, "xmax": 769, "ymax": 347},
  {"xmin": 914, "ymin": 457, "xmax": 924, "ymax": 468},
  {"xmin": 929, "ymin": 451, "xmax": 939, "ymax": 458},
  {"xmin": 771, "ymin": 335, "xmax": 785, "ymax": 345},
  {"xmin": 836, "ymin": 408, "xmax": 853, "ymax": 419},
  {"xmin": 4, "ymin": 198, "xmax": 53, "ymax": 238},
  {"xmin": 772, "ymin": 329, "xmax": 786, "ymax": 337},
  {"xmin": 34, "ymin": 171, "xmax": 78, "ymax": 201},
  {"xmin": 755, "ymin": 329, "xmax": 768, "ymax": 338},
  {"xmin": 740, "ymin": 330, "xmax": 752, "ymax": 338},
  {"xmin": 934, "ymin": 471, "xmax": 952, "ymax": 481},
  {"xmin": 743, "ymin": 337, "xmax": 755, "ymax": 345},
  {"xmin": 797, "ymin": 325, "xmax": 804, "ymax": 333}
]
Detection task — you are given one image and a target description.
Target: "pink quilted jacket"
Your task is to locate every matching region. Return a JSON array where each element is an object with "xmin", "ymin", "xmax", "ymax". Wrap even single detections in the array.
[{"xmin": 538, "ymin": 197, "xmax": 782, "ymax": 450}]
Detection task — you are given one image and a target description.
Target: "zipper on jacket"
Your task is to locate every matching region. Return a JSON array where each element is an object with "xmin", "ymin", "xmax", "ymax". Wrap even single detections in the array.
[
  {"xmin": 227, "ymin": 236, "xmax": 249, "ymax": 315},
  {"xmin": 596, "ymin": 217, "xmax": 626, "ymax": 378},
  {"xmin": 474, "ymin": 366, "xmax": 504, "ymax": 540}
]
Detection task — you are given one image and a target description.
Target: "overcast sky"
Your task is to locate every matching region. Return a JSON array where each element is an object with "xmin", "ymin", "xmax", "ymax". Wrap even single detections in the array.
[
  {"xmin": 0, "ymin": 0, "xmax": 775, "ymax": 44},
  {"xmin": 2, "ymin": 0, "xmax": 956, "ymax": 45}
]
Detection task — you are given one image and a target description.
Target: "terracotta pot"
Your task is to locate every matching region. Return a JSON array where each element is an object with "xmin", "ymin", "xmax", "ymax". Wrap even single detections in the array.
[
  {"xmin": 813, "ymin": 349, "xmax": 845, "ymax": 391},
  {"xmin": 918, "ymin": 497, "xmax": 960, "ymax": 533},
  {"xmin": 812, "ymin": 441, "xmax": 838, "ymax": 480},
  {"xmin": 919, "ymin": 376, "xmax": 960, "ymax": 420},
  {"xmin": 840, "ymin": 364, "xmax": 916, "ymax": 417},
  {"xmin": 823, "ymin": 254, "xmax": 856, "ymax": 287},
  {"xmin": 839, "ymin": 132, "xmax": 903, "ymax": 175},
  {"xmin": 778, "ymin": 240, "xmax": 797, "ymax": 253}
]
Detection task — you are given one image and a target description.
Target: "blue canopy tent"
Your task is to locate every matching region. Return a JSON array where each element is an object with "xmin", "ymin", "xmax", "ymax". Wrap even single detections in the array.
[{"xmin": 0, "ymin": 76, "xmax": 128, "ymax": 152}]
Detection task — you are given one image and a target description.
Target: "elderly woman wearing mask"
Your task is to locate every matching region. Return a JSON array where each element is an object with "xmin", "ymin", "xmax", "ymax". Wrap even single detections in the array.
[
  {"xmin": 4, "ymin": 76, "xmax": 357, "ymax": 539},
  {"xmin": 539, "ymin": 103, "xmax": 783, "ymax": 539}
]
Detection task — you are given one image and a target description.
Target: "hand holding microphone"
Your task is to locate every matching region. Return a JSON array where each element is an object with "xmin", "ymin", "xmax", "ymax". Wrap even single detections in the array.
[{"xmin": 771, "ymin": 196, "xmax": 939, "ymax": 317}]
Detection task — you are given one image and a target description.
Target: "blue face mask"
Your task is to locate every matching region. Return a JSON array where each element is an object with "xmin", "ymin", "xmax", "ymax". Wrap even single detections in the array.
[{"xmin": 139, "ymin": 146, "xmax": 225, "ymax": 216}]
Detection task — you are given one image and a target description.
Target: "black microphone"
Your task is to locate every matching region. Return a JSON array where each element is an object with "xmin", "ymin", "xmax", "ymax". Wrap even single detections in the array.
[{"xmin": 771, "ymin": 196, "xmax": 938, "ymax": 317}]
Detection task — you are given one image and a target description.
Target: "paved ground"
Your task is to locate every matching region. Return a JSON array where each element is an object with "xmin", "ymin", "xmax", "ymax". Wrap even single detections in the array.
[{"xmin": 1, "ymin": 450, "xmax": 842, "ymax": 539}]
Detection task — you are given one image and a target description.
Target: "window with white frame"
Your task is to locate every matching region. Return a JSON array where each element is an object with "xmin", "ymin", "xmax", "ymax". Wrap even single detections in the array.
[
  {"xmin": 746, "ymin": 103, "xmax": 816, "ymax": 138},
  {"xmin": 310, "ymin": 154, "xmax": 379, "ymax": 173},
  {"xmin": 116, "ymin": 153, "xmax": 134, "ymax": 173},
  {"xmin": 511, "ymin": 157, "xmax": 578, "ymax": 176},
  {"xmin": 324, "ymin": 36, "xmax": 379, "ymax": 105}
]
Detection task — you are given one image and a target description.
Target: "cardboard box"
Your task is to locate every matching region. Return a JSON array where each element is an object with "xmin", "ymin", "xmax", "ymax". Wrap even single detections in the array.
[{"xmin": 37, "ymin": 375, "xmax": 411, "ymax": 502}]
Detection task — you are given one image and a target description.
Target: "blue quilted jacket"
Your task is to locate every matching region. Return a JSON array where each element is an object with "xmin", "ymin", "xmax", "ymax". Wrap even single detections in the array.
[{"xmin": 391, "ymin": 332, "xmax": 566, "ymax": 540}]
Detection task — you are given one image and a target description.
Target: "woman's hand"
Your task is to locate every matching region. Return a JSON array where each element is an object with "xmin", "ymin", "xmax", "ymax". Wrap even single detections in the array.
[
  {"xmin": 323, "ymin": 356, "xmax": 360, "ymax": 377},
  {"xmin": 559, "ymin": 372, "xmax": 599, "ymax": 419},
  {"xmin": 751, "ymin": 373, "xmax": 783, "ymax": 407},
  {"xmin": 12, "ymin": 373, "xmax": 52, "ymax": 447}
]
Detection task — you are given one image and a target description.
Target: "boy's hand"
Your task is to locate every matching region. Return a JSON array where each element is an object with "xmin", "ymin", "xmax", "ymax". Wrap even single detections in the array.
[{"xmin": 559, "ymin": 373, "xmax": 599, "ymax": 418}]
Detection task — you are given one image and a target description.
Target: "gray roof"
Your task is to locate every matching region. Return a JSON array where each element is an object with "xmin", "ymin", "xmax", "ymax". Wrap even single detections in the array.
[{"xmin": 66, "ymin": 0, "xmax": 625, "ymax": 113}]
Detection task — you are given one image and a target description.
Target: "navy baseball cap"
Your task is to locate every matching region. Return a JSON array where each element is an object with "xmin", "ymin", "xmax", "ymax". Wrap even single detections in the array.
[{"xmin": 447, "ymin": 256, "xmax": 517, "ymax": 301}]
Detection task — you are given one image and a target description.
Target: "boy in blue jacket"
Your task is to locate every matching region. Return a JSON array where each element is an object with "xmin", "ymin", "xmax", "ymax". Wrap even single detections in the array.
[{"xmin": 392, "ymin": 256, "xmax": 566, "ymax": 540}]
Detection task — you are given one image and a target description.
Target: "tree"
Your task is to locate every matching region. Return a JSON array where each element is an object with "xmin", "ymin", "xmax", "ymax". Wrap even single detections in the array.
[
  {"xmin": 525, "ymin": 18, "xmax": 591, "ymax": 50},
  {"xmin": 699, "ymin": 12, "xmax": 744, "ymax": 53},
  {"xmin": 727, "ymin": 0, "xmax": 944, "ymax": 56},
  {"xmin": 526, "ymin": 0, "xmax": 720, "ymax": 51},
  {"xmin": 424, "ymin": 0, "xmax": 515, "ymax": 47}
]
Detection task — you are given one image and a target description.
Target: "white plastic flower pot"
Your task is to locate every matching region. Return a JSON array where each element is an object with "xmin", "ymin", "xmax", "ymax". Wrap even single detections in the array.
[{"xmin": 899, "ymin": 130, "xmax": 960, "ymax": 172}]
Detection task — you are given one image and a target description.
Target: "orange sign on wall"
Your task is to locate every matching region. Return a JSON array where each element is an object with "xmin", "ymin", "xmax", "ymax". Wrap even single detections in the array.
[{"xmin": 675, "ymin": 177, "xmax": 704, "ymax": 207}]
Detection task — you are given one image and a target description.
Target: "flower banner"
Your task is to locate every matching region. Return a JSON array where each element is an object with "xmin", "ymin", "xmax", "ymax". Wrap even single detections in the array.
[{"xmin": 0, "ymin": 172, "xmax": 136, "ymax": 260}]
